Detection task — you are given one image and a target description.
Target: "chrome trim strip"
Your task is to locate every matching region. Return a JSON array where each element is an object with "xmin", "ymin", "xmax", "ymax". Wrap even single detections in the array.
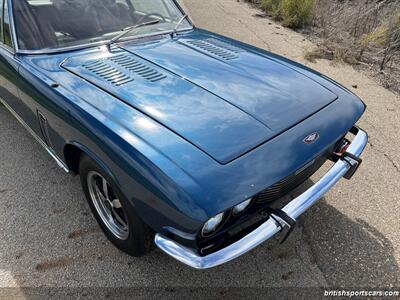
[
  {"xmin": 155, "ymin": 128, "xmax": 368, "ymax": 269},
  {"xmin": 0, "ymin": 98, "xmax": 69, "ymax": 173},
  {"xmin": 8, "ymin": 0, "xmax": 18, "ymax": 53}
]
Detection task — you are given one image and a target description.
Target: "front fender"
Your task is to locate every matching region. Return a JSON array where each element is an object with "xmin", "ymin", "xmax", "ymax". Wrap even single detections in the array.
[
  {"xmin": 63, "ymin": 91, "xmax": 209, "ymax": 236},
  {"xmin": 21, "ymin": 53, "xmax": 210, "ymax": 237}
]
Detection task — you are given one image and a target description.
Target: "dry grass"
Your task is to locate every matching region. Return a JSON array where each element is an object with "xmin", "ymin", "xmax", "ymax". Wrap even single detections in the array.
[
  {"xmin": 304, "ymin": 44, "xmax": 359, "ymax": 65},
  {"xmin": 304, "ymin": 46, "xmax": 333, "ymax": 63},
  {"xmin": 245, "ymin": 0, "xmax": 400, "ymax": 94},
  {"xmin": 249, "ymin": 0, "xmax": 315, "ymax": 28},
  {"xmin": 311, "ymin": 0, "xmax": 400, "ymax": 93}
]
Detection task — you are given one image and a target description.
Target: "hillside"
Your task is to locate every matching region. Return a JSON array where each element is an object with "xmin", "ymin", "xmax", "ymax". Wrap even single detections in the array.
[{"xmin": 247, "ymin": 0, "xmax": 400, "ymax": 94}]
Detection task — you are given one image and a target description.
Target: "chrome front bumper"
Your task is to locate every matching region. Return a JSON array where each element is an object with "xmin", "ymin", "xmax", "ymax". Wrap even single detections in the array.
[{"xmin": 155, "ymin": 127, "xmax": 368, "ymax": 269}]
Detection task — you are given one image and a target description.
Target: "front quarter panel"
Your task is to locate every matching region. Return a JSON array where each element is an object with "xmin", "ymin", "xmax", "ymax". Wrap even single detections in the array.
[{"xmin": 18, "ymin": 53, "xmax": 211, "ymax": 236}]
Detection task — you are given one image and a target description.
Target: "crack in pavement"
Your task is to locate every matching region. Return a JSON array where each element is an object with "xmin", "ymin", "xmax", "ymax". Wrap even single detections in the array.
[
  {"xmin": 368, "ymin": 141, "xmax": 400, "ymax": 173},
  {"xmin": 215, "ymin": 2, "xmax": 272, "ymax": 51},
  {"xmin": 236, "ymin": 18, "xmax": 272, "ymax": 51},
  {"xmin": 294, "ymin": 224, "xmax": 328, "ymax": 286}
]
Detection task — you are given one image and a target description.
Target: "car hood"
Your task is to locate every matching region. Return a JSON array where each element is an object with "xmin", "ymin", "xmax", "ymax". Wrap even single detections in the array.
[{"xmin": 62, "ymin": 32, "xmax": 338, "ymax": 164}]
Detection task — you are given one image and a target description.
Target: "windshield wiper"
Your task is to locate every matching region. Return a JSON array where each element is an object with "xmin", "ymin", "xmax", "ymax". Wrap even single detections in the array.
[
  {"xmin": 107, "ymin": 19, "xmax": 161, "ymax": 50},
  {"xmin": 171, "ymin": 15, "xmax": 189, "ymax": 38}
]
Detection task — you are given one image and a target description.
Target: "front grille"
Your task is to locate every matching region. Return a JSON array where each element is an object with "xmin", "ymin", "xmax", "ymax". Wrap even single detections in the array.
[{"xmin": 254, "ymin": 155, "xmax": 327, "ymax": 203}]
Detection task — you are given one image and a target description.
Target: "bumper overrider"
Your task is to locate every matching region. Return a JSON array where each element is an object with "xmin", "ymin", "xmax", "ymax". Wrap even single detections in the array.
[{"xmin": 155, "ymin": 127, "xmax": 368, "ymax": 269}]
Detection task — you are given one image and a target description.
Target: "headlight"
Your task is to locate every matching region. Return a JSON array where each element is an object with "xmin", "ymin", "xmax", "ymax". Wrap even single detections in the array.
[
  {"xmin": 201, "ymin": 212, "xmax": 225, "ymax": 236},
  {"xmin": 232, "ymin": 198, "xmax": 252, "ymax": 215}
]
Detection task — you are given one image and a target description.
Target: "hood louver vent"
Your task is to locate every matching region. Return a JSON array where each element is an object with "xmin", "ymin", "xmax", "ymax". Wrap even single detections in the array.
[
  {"xmin": 82, "ymin": 54, "xmax": 167, "ymax": 86},
  {"xmin": 205, "ymin": 38, "xmax": 244, "ymax": 54},
  {"xmin": 184, "ymin": 38, "xmax": 243, "ymax": 60},
  {"xmin": 83, "ymin": 60, "xmax": 134, "ymax": 86},
  {"xmin": 109, "ymin": 54, "xmax": 167, "ymax": 82}
]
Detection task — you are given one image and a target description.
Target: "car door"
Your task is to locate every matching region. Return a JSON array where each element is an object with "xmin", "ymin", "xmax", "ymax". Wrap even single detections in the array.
[
  {"xmin": 0, "ymin": 0, "xmax": 43, "ymax": 136},
  {"xmin": 0, "ymin": 0, "xmax": 21, "ymax": 115}
]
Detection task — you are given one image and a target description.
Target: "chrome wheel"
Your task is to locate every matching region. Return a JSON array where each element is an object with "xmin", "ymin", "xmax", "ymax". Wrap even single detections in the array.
[{"xmin": 87, "ymin": 171, "xmax": 129, "ymax": 240}]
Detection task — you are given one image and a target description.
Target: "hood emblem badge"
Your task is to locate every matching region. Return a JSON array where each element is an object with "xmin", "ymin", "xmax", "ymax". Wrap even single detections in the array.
[{"xmin": 303, "ymin": 132, "xmax": 320, "ymax": 144}]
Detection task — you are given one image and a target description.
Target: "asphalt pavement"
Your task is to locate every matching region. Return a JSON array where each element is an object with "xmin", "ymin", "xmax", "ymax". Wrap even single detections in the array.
[{"xmin": 0, "ymin": 0, "xmax": 399, "ymax": 297}]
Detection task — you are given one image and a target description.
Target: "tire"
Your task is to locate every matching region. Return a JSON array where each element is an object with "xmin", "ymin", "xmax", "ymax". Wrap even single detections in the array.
[{"xmin": 79, "ymin": 154, "xmax": 153, "ymax": 256}]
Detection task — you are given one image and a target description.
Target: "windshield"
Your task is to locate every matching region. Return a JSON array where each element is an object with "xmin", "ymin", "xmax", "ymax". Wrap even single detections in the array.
[{"xmin": 12, "ymin": 0, "xmax": 192, "ymax": 51}]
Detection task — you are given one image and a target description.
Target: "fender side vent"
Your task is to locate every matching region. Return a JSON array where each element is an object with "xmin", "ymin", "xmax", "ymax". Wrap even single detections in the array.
[
  {"xmin": 83, "ymin": 60, "xmax": 134, "ymax": 86},
  {"xmin": 37, "ymin": 111, "xmax": 52, "ymax": 147},
  {"xmin": 185, "ymin": 39, "xmax": 241, "ymax": 60},
  {"xmin": 109, "ymin": 54, "xmax": 167, "ymax": 82}
]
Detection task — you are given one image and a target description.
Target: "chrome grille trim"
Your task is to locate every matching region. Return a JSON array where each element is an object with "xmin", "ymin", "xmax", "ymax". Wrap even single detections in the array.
[{"xmin": 255, "ymin": 155, "xmax": 327, "ymax": 203}]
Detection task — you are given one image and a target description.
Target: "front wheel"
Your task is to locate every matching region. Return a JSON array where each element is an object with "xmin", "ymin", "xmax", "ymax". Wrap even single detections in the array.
[{"xmin": 79, "ymin": 155, "xmax": 153, "ymax": 256}]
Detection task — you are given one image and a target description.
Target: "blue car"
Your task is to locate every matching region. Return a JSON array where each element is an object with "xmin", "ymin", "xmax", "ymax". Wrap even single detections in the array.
[{"xmin": 0, "ymin": 0, "xmax": 368, "ymax": 269}]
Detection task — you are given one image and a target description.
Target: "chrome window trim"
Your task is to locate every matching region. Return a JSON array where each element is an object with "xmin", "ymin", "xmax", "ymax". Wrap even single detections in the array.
[
  {"xmin": 6, "ymin": 0, "xmax": 17, "ymax": 52},
  {"xmin": 0, "ymin": 97, "xmax": 70, "ymax": 173},
  {"xmin": 0, "ymin": 0, "xmax": 16, "ymax": 53},
  {"xmin": 0, "ymin": 42, "xmax": 14, "ymax": 54}
]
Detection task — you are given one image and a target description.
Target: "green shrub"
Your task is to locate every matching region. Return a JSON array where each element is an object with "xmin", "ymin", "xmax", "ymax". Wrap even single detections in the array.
[
  {"xmin": 260, "ymin": 0, "xmax": 280, "ymax": 12},
  {"xmin": 279, "ymin": 0, "xmax": 315, "ymax": 28},
  {"xmin": 259, "ymin": 0, "xmax": 315, "ymax": 28},
  {"xmin": 362, "ymin": 12, "xmax": 400, "ymax": 47},
  {"xmin": 361, "ymin": 11, "xmax": 400, "ymax": 70},
  {"xmin": 260, "ymin": 0, "xmax": 282, "ymax": 20}
]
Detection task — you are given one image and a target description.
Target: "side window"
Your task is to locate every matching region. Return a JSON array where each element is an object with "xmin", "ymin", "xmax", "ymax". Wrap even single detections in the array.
[{"xmin": 3, "ymin": 0, "xmax": 13, "ymax": 47}]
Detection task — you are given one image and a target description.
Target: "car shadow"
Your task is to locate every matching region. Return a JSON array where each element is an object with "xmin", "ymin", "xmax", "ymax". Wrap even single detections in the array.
[
  {"xmin": 291, "ymin": 180, "xmax": 400, "ymax": 287},
  {"xmin": 0, "ymin": 105, "xmax": 399, "ymax": 297}
]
